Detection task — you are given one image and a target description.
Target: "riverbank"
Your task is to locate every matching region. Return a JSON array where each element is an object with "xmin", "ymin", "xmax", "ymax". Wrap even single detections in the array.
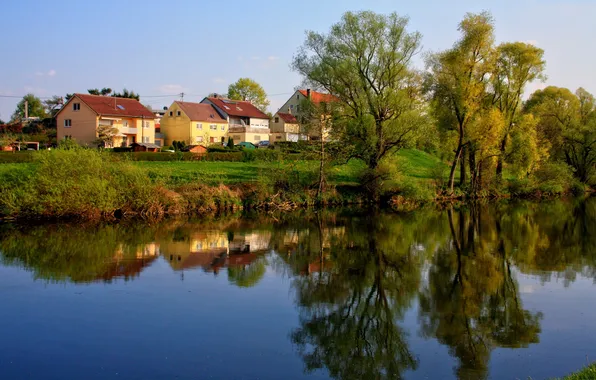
[
  {"xmin": 559, "ymin": 363, "xmax": 596, "ymax": 379},
  {"xmin": 0, "ymin": 148, "xmax": 591, "ymax": 221}
]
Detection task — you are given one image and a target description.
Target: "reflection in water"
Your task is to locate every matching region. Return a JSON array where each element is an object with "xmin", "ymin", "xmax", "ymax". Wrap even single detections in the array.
[{"xmin": 0, "ymin": 198, "xmax": 595, "ymax": 379}]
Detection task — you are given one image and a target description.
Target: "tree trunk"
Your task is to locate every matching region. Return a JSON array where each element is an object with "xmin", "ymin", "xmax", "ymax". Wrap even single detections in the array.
[
  {"xmin": 496, "ymin": 135, "xmax": 507, "ymax": 181},
  {"xmin": 460, "ymin": 145, "xmax": 466, "ymax": 187},
  {"xmin": 469, "ymin": 148, "xmax": 477, "ymax": 194},
  {"xmin": 316, "ymin": 125, "xmax": 325, "ymax": 199},
  {"xmin": 448, "ymin": 136, "xmax": 464, "ymax": 194}
]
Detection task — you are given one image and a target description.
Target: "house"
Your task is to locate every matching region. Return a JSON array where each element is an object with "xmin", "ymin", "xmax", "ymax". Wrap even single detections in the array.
[
  {"xmin": 181, "ymin": 145, "xmax": 208, "ymax": 155},
  {"xmin": 277, "ymin": 89, "xmax": 339, "ymax": 141},
  {"xmin": 270, "ymin": 112, "xmax": 304, "ymax": 142},
  {"xmin": 131, "ymin": 142, "xmax": 160, "ymax": 152},
  {"xmin": 159, "ymin": 101, "xmax": 228, "ymax": 146},
  {"xmin": 151, "ymin": 106, "xmax": 168, "ymax": 147},
  {"xmin": 201, "ymin": 95, "xmax": 270, "ymax": 144},
  {"xmin": 56, "ymin": 93, "xmax": 156, "ymax": 147}
]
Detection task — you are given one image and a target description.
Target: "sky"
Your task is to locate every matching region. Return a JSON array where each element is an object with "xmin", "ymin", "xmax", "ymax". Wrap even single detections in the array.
[{"xmin": 0, "ymin": 0, "xmax": 595, "ymax": 121}]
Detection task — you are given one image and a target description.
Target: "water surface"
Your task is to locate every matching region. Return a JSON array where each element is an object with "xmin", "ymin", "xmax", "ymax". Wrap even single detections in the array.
[{"xmin": 1, "ymin": 199, "xmax": 595, "ymax": 380}]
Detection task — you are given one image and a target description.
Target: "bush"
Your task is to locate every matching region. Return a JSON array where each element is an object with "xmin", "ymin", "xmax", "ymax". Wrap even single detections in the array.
[
  {"xmin": 0, "ymin": 151, "xmax": 34, "ymax": 163},
  {"xmin": 0, "ymin": 149, "xmax": 158, "ymax": 218}
]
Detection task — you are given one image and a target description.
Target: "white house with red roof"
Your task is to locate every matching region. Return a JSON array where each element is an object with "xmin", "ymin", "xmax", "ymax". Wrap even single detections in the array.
[
  {"xmin": 277, "ymin": 89, "xmax": 339, "ymax": 141},
  {"xmin": 56, "ymin": 93, "xmax": 156, "ymax": 147},
  {"xmin": 201, "ymin": 95, "xmax": 270, "ymax": 144}
]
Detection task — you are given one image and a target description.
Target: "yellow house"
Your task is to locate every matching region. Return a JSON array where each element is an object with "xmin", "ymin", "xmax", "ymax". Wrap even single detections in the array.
[
  {"xmin": 160, "ymin": 101, "xmax": 228, "ymax": 146},
  {"xmin": 270, "ymin": 112, "xmax": 303, "ymax": 142},
  {"xmin": 56, "ymin": 93, "xmax": 156, "ymax": 147}
]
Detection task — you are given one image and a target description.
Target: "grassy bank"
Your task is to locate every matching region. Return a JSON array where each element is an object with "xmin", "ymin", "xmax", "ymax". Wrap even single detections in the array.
[{"xmin": 557, "ymin": 363, "xmax": 596, "ymax": 379}]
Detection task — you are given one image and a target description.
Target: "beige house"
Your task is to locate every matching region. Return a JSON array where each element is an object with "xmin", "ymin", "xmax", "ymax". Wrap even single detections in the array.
[
  {"xmin": 270, "ymin": 112, "xmax": 303, "ymax": 142},
  {"xmin": 159, "ymin": 101, "xmax": 228, "ymax": 146},
  {"xmin": 56, "ymin": 94, "xmax": 156, "ymax": 147},
  {"xmin": 277, "ymin": 89, "xmax": 339, "ymax": 141},
  {"xmin": 202, "ymin": 96, "xmax": 270, "ymax": 144}
]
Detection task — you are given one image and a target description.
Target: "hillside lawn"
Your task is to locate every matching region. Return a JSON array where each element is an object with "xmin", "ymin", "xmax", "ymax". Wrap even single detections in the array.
[{"xmin": 0, "ymin": 149, "xmax": 452, "ymax": 188}]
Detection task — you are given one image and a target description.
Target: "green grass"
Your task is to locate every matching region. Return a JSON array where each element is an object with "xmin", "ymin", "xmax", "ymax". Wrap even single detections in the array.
[
  {"xmin": 556, "ymin": 363, "xmax": 596, "ymax": 379},
  {"xmin": 0, "ymin": 148, "xmax": 447, "ymax": 188}
]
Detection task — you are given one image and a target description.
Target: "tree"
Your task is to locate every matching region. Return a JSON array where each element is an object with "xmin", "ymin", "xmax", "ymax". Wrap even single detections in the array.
[
  {"xmin": 293, "ymin": 11, "xmax": 428, "ymax": 198},
  {"xmin": 525, "ymin": 86, "xmax": 596, "ymax": 183},
  {"xmin": 490, "ymin": 42, "xmax": 546, "ymax": 180},
  {"xmin": 88, "ymin": 88, "xmax": 112, "ymax": 96},
  {"xmin": 227, "ymin": 136, "xmax": 235, "ymax": 149},
  {"xmin": 44, "ymin": 95, "xmax": 64, "ymax": 117},
  {"xmin": 112, "ymin": 88, "xmax": 140, "ymax": 100},
  {"xmin": 426, "ymin": 12, "xmax": 495, "ymax": 193},
  {"xmin": 93, "ymin": 124, "xmax": 119, "ymax": 148},
  {"xmin": 227, "ymin": 78, "xmax": 270, "ymax": 112},
  {"xmin": 11, "ymin": 94, "xmax": 48, "ymax": 121}
]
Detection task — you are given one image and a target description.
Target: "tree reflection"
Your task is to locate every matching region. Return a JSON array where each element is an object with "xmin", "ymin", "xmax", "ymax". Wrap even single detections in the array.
[
  {"xmin": 289, "ymin": 211, "xmax": 449, "ymax": 380},
  {"xmin": 419, "ymin": 206, "xmax": 542, "ymax": 380}
]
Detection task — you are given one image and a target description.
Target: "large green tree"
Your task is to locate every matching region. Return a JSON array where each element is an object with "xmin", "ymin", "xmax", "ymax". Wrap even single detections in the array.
[
  {"xmin": 292, "ymin": 11, "xmax": 428, "ymax": 184},
  {"xmin": 426, "ymin": 12, "xmax": 495, "ymax": 193},
  {"xmin": 490, "ymin": 42, "xmax": 546, "ymax": 179},
  {"xmin": 11, "ymin": 94, "xmax": 47, "ymax": 121},
  {"xmin": 227, "ymin": 78, "xmax": 269, "ymax": 112},
  {"xmin": 525, "ymin": 86, "xmax": 596, "ymax": 183}
]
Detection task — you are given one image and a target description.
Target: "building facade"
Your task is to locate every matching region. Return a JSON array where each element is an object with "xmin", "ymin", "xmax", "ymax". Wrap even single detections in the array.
[
  {"xmin": 56, "ymin": 94, "xmax": 156, "ymax": 147},
  {"xmin": 159, "ymin": 101, "xmax": 228, "ymax": 146}
]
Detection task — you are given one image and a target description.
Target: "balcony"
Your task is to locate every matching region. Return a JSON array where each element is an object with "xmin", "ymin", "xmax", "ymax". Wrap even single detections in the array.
[{"xmin": 120, "ymin": 127, "xmax": 138, "ymax": 134}]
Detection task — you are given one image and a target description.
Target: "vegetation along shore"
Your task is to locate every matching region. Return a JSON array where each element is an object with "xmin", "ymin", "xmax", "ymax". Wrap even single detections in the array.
[{"xmin": 1, "ymin": 10, "xmax": 595, "ymax": 220}]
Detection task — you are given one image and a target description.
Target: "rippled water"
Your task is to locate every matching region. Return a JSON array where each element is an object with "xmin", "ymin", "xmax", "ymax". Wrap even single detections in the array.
[{"xmin": 1, "ymin": 199, "xmax": 595, "ymax": 380}]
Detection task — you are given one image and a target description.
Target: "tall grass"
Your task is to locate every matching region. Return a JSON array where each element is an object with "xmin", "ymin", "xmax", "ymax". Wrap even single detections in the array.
[{"xmin": 0, "ymin": 148, "xmax": 159, "ymax": 219}]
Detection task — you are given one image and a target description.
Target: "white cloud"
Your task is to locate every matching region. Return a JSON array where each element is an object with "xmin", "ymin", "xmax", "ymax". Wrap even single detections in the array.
[
  {"xmin": 157, "ymin": 84, "xmax": 186, "ymax": 94},
  {"xmin": 267, "ymin": 56, "xmax": 280, "ymax": 61},
  {"xmin": 35, "ymin": 69, "xmax": 57, "ymax": 77},
  {"xmin": 212, "ymin": 78, "xmax": 226, "ymax": 84},
  {"xmin": 524, "ymin": 40, "xmax": 539, "ymax": 46},
  {"xmin": 251, "ymin": 56, "xmax": 261, "ymax": 61}
]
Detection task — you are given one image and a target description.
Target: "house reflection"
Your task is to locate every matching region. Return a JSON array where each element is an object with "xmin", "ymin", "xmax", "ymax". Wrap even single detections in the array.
[
  {"xmin": 97, "ymin": 243, "xmax": 161, "ymax": 282},
  {"xmin": 160, "ymin": 230, "xmax": 272, "ymax": 274}
]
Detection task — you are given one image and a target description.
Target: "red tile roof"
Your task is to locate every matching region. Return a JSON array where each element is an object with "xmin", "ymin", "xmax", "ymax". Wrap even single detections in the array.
[
  {"xmin": 206, "ymin": 97, "xmax": 269, "ymax": 119},
  {"xmin": 277, "ymin": 112, "xmax": 298, "ymax": 124},
  {"xmin": 73, "ymin": 93, "xmax": 155, "ymax": 118},
  {"xmin": 175, "ymin": 101, "xmax": 226, "ymax": 123},
  {"xmin": 298, "ymin": 90, "xmax": 339, "ymax": 104}
]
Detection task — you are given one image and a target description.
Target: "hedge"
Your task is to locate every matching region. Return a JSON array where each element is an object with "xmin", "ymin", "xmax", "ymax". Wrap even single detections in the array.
[{"xmin": 0, "ymin": 151, "xmax": 35, "ymax": 163}]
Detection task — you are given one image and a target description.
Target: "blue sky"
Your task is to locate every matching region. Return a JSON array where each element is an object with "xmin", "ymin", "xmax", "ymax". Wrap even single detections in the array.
[{"xmin": 0, "ymin": 0, "xmax": 594, "ymax": 120}]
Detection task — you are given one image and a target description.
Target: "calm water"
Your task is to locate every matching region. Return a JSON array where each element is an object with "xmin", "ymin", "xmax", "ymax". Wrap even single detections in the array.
[{"xmin": 1, "ymin": 199, "xmax": 595, "ymax": 380}]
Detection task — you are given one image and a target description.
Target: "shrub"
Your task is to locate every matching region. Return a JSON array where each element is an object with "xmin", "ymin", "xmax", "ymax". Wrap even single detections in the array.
[{"xmin": 0, "ymin": 151, "xmax": 34, "ymax": 163}]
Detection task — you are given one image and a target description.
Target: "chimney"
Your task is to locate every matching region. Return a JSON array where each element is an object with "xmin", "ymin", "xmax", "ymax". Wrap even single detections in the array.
[{"xmin": 306, "ymin": 89, "xmax": 311, "ymax": 99}]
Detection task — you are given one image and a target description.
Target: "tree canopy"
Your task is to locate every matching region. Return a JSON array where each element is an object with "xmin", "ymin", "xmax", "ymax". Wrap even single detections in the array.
[
  {"xmin": 11, "ymin": 94, "xmax": 47, "ymax": 121},
  {"xmin": 293, "ymin": 11, "xmax": 428, "ymax": 175},
  {"xmin": 227, "ymin": 78, "xmax": 270, "ymax": 112}
]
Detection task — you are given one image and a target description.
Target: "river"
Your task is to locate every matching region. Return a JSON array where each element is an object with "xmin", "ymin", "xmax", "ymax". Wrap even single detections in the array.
[{"xmin": 0, "ymin": 199, "xmax": 595, "ymax": 379}]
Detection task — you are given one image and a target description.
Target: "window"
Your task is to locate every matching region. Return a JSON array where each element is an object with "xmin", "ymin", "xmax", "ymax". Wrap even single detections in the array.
[
  {"xmin": 196, "ymin": 123, "xmax": 202, "ymax": 130},
  {"xmin": 169, "ymin": 111, "xmax": 173, "ymax": 117},
  {"xmin": 73, "ymin": 103, "xmax": 80, "ymax": 111},
  {"xmin": 296, "ymin": 105, "xmax": 300, "ymax": 112},
  {"xmin": 195, "ymin": 136, "xmax": 203, "ymax": 142},
  {"xmin": 117, "ymin": 105, "xmax": 125, "ymax": 110},
  {"xmin": 177, "ymin": 111, "xmax": 181, "ymax": 116},
  {"xmin": 143, "ymin": 136, "xmax": 150, "ymax": 143},
  {"xmin": 144, "ymin": 121, "xmax": 149, "ymax": 128},
  {"xmin": 296, "ymin": 94, "xmax": 299, "ymax": 100},
  {"xmin": 254, "ymin": 135, "xmax": 261, "ymax": 141},
  {"xmin": 224, "ymin": 105, "xmax": 230, "ymax": 110},
  {"xmin": 234, "ymin": 135, "xmax": 241, "ymax": 141},
  {"xmin": 221, "ymin": 125, "xmax": 225, "ymax": 131},
  {"xmin": 274, "ymin": 117, "xmax": 279, "ymax": 123},
  {"xmin": 210, "ymin": 124, "xmax": 217, "ymax": 130},
  {"xmin": 276, "ymin": 135, "xmax": 281, "ymax": 140},
  {"xmin": 290, "ymin": 104, "xmax": 294, "ymax": 110},
  {"xmin": 210, "ymin": 137, "xmax": 215, "ymax": 143},
  {"xmin": 64, "ymin": 119, "xmax": 72, "ymax": 127},
  {"xmin": 123, "ymin": 121, "xmax": 128, "ymax": 127}
]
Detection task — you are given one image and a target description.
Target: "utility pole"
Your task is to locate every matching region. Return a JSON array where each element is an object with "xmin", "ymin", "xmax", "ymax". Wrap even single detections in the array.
[
  {"xmin": 24, "ymin": 100, "xmax": 29, "ymax": 119},
  {"xmin": 180, "ymin": 92, "xmax": 185, "ymax": 101}
]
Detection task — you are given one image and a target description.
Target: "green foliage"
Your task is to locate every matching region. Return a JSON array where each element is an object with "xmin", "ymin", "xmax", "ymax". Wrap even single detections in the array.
[
  {"xmin": 88, "ymin": 88, "xmax": 112, "ymax": 96},
  {"xmin": 0, "ymin": 152, "xmax": 34, "ymax": 163},
  {"xmin": 12, "ymin": 94, "xmax": 47, "ymax": 121},
  {"xmin": 112, "ymin": 88, "xmax": 140, "ymax": 100},
  {"xmin": 293, "ymin": 11, "xmax": 429, "ymax": 177},
  {"xmin": 227, "ymin": 136, "xmax": 235, "ymax": 149},
  {"xmin": 557, "ymin": 363, "xmax": 596, "ymax": 380},
  {"xmin": 227, "ymin": 78, "xmax": 270, "ymax": 112},
  {"xmin": 57, "ymin": 137, "xmax": 81, "ymax": 150}
]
